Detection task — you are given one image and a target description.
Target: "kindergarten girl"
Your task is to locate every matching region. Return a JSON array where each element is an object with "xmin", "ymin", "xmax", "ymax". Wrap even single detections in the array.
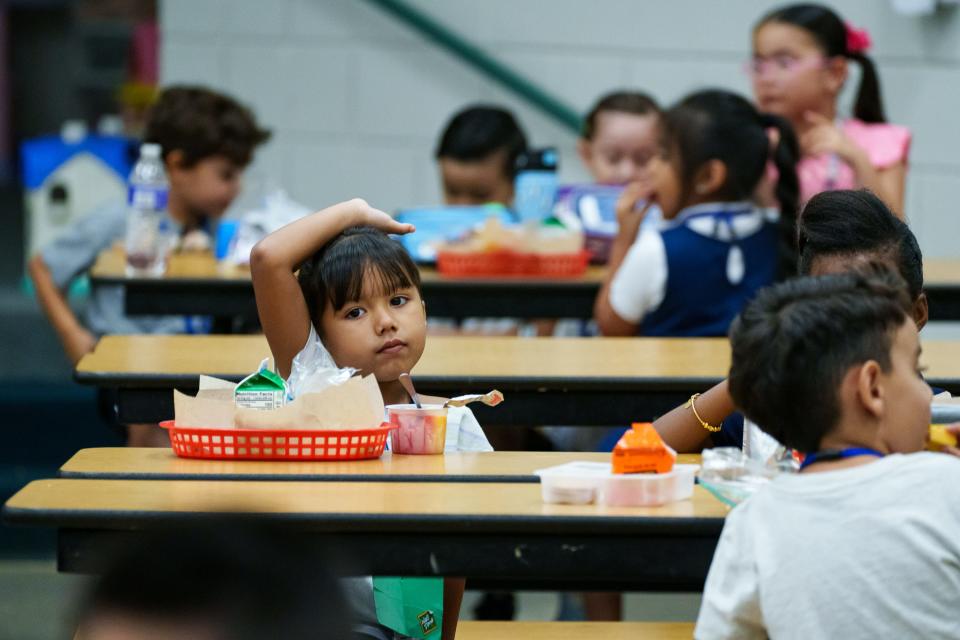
[
  {"xmin": 750, "ymin": 3, "xmax": 910, "ymax": 213},
  {"xmin": 578, "ymin": 90, "xmax": 661, "ymax": 186},
  {"xmin": 251, "ymin": 198, "xmax": 492, "ymax": 639},
  {"xmin": 594, "ymin": 89, "xmax": 799, "ymax": 338}
]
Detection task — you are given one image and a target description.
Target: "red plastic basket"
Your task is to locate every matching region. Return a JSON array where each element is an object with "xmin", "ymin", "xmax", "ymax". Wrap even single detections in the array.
[
  {"xmin": 437, "ymin": 250, "xmax": 589, "ymax": 278},
  {"xmin": 159, "ymin": 420, "xmax": 395, "ymax": 461}
]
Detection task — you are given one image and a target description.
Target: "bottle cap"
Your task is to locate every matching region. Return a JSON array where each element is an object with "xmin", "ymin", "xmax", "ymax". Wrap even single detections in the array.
[
  {"xmin": 140, "ymin": 143, "xmax": 162, "ymax": 158},
  {"xmin": 60, "ymin": 120, "xmax": 88, "ymax": 144}
]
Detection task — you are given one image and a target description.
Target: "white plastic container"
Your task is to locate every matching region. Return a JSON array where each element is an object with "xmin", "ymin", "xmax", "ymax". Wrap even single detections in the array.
[
  {"xmin": 534, "ymin": 461, "xmax": 609, "ymax": 504},
  {"xmin": 597, "ymin": 464, "xmax": 700, "ymax": 507}
]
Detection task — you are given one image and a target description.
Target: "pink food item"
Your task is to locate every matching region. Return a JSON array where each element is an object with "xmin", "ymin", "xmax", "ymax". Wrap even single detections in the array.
[{"xmin": 386, "ymin": 404, "xmax": 448, "ymax": 454}]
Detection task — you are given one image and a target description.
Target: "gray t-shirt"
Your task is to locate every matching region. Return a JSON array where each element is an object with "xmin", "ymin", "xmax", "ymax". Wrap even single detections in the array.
[{"xmin": 40, "ymin": 200, "xmax": 186, "ymax": 337}]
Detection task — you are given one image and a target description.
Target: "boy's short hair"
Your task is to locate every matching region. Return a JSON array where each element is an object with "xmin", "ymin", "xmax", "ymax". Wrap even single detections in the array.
[
  {"xmin": 144, "ymin": 85, "xmax": 271, "ymax": 168},
  {"xmin": 729, "ymin": 268, "xmax": 914, "ymax": 453},
  {"xmin": 581, "ymin": 90, "xmax": 660, "ymax": 139},
  {"xmin": 75, "ymin": 521, "xmax": 352, "ymax": 640},
  {"xmin": 434, "ymin": 105, "xmax": 527, "ymax": 179},
  {"xmin": 798, "ymin": 189, "xmax": 923, "ymax": 300}
]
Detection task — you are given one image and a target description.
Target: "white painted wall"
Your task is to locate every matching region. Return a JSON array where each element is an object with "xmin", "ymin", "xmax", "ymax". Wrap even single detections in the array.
[{"xmin": 160, "ymin": 0, "xmax": 960, "ymax": 256}]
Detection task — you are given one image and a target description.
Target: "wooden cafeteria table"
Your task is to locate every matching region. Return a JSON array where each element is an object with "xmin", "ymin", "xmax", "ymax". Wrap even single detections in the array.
[
  {"xmin": 59, "ymin": 448, "xmax": 700, "ymax": 482},
  {"xmin": 3, "ymin": 478, "xmax": 728, "ymax": 589},
  {"xmin": 75, "ymin": 334, "xmax": 737, "ymax": 425},
  {"xmin": 90, "ymin": 248, "xmax": 606, "ymax": 321},
  {"xmin": 456, "ymin": 621, "xmax": 695, "ymax": 639}
]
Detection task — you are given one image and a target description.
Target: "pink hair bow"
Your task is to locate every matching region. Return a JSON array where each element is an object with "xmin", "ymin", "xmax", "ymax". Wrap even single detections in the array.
[{"xmin": 845, "ymin": 22, "xmax": 872, "ymax": 55}]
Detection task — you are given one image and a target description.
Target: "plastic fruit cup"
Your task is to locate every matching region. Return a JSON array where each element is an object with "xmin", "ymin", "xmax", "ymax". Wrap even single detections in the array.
[{"xmin": 386, "ymin": 404, "xmax": 448, "ymax": 454}]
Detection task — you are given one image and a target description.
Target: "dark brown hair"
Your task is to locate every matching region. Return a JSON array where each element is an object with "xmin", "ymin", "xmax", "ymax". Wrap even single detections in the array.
[
  {"xmin": 582, "ymin": 91, "xmax": 660, "ymax": 140},
  {"xmin": 662, "ymin": 89, "xmax": 800, "ymax": 278},
  {"xmin": 297, "ymin": 227, "xmax": 422, "ymax": 331},
  {"xmin": 144, "ymin": 85, "xmax": 271, "ymax": 167},
  {"xmin": 729, "ymin": 266, "xmax": 913, "ymax": 452}
]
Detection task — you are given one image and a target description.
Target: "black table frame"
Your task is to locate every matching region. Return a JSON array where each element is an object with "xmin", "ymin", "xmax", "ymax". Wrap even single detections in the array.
[
  {"xmin": 95, "ymin": 274, "xmax": 601, "ymax": 321},
  {"xmin": 76, "ymin": 370, "xmax": 728, "ymax": 426},
  {"xmin": 3, "ymin": 506, "xmax": 723, "ymax": 590},
  {"xmin": 93, "ymin": 270, "xmax": 960, "ymax": 322}
]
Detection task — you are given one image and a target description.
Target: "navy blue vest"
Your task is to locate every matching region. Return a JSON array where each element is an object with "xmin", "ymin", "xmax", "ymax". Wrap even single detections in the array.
[{"xmin": 640, "ymin": 207, "xmax": 778, "ymax": 337}]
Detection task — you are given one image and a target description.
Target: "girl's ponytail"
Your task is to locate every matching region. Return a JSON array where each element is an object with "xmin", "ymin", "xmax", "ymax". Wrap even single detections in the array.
[
  {"xmin": 849, "ymin": 53, "xmax": 886, "ymax": 124},
  {"xmin": 759, "ymin": 112, "xmax": 800, "ymax": 279}
]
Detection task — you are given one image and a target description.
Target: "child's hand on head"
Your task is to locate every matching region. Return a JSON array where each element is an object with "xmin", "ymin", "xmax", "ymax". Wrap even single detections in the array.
[
  {"xmin": 801, "ymin": 112, "xmax": 861, "ymax": 164},
  {"xmin": 346, "ymin": 198, "xmax": 415, "ymax": 236}
]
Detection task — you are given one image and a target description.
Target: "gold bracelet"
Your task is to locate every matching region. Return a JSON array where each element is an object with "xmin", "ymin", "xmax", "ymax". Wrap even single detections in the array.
[{"xmin": 685, "ymin": 393, "xmax": 722, "ymax": 433}]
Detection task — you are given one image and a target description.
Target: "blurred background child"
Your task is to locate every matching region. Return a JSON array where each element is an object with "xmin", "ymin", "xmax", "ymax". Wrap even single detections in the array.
[
  {"xmin": 74, "ymin": 521, "xmax": 353, "ymax": 640},
  {"xmin": 434, "ymin": 105, "xmax": 528, "ymax": 207},
  {"xmin": 750, "ymin": 3, "xmax": 910, "ymax": 213},
  {"xmin": 28, "ymin": 85, "xmax": 270, "ymax": 446},
  {"xmin": 578, "ymin": 91, "xmax": 660, "ymax": 186},
  {"xmin": 594, "ymin": 89, "xmax": 799, "ymax": 338}
]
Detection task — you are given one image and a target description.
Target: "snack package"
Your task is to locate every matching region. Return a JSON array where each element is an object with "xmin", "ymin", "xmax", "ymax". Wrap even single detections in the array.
[
  {"xmin": 611, "ymin": 422, "xmax": 676, "ymax": 474},
  {"xmin": 929, "ymin": 425, "xmax": 958, "ymax": 451},
  {"xmin": 234, "ymin": 358, "xmax": 286, "ymax": 410}
]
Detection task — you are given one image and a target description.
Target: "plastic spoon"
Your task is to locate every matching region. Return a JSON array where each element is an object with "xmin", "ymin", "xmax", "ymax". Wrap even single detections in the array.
[
  {"xmin": 444, "ymin": 389, "xmax": 504, "ymax": 408},
  {"xmin": 398, "ymin": 373, "xmax": 421, "ymax": 408}
]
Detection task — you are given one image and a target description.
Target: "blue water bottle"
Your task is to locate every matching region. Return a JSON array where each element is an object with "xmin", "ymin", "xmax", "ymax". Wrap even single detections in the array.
[{"xmin": 514, "ymin": 147, "xmax": 558, "ymax": 223}]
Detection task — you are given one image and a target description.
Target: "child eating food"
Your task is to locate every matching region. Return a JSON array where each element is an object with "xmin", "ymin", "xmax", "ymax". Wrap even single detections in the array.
[{"xmin": 695, "ymin": 268, "xmax": 960, "ymax": 639}]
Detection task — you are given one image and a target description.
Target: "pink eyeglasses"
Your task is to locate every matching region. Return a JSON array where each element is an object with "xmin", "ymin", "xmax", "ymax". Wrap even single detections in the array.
[{"xmin": 744, "ymin": 55, "xmax": 827, "ymax": 78}]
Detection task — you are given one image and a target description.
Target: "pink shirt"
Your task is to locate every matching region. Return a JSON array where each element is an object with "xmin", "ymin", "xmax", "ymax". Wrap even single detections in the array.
[{"xmin": 797, "ymin": 119, "xmax": 911, "ymax": 203}]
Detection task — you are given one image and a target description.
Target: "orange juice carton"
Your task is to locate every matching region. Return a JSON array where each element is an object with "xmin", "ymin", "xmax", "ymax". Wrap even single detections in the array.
[{"xmin": 611, "ymin": 422, "xmax": 676, "ymax": 475}]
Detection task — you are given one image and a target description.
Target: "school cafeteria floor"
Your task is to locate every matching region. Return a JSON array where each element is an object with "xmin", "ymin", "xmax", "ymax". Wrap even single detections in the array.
[{"xmin": 1, "ymin": 181, "xmax": 959, "ymax": 638}]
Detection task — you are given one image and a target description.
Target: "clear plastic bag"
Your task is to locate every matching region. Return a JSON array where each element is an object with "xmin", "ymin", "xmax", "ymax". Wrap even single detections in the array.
[
  {"xmin": 285, "ymin": 328, "xmax": 356, "ymax": 400},
  {"xmin": 224, "ymin": 186, "xmax": 311, "ymax": 266},
  {"xmin": 699, "ymin": 419, "xmax": 798, "ymax": 507}
]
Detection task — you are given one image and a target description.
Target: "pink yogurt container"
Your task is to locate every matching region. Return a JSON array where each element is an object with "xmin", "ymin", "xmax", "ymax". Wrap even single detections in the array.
[{"xmin": 386, "ymin": 404, "xmax": 448, "ymax": 455}]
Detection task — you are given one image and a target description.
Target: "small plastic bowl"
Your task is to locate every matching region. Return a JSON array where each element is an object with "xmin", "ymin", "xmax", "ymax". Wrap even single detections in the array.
[
  {"xmin": 386, "ymin": 404, "xmax": 448, "ymax": 455},
  {"xmin": 534, "ymin": 461, "xmax": 609, "ymax": 504},
  {"xmin": 597, "ymin": 464, "xmax": 700, "ymax": 507}
]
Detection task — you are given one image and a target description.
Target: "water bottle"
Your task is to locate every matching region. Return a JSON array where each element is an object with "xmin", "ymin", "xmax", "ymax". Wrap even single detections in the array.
[
  {"xmin": 124, "ymin": 143, "xmax": 170, "ymax": 275},
  {"xmin": 513, "ymin": 147, "xmax": 559, "ymax": 223}
]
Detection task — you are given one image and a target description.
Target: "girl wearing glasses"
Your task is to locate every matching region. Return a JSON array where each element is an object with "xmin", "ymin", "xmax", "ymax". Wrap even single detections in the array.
[{"xmin": 750, "ymin": 3, "xmax": 909, "ymax": 215}]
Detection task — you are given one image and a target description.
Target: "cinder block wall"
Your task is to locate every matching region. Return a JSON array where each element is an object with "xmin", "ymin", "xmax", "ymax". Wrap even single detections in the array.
[{"xmin": 161, "ymin": 0, "xmax": 960, "ymax": 256}]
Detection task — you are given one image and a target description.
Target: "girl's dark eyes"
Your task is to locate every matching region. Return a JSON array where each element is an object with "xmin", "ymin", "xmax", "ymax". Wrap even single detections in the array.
[
  {"xmin": 391, "ymin": 295, "xmax": 410, "ymax": 307},
  {"xmin": 345, "ymin": 307, "xmax": 365, "ymax": 319}
]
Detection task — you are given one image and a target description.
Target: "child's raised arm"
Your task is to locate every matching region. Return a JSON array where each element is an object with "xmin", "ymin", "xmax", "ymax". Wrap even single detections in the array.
[{"xmin": 250, "ymin": 198, "xmax": 414, "ymax": 378}]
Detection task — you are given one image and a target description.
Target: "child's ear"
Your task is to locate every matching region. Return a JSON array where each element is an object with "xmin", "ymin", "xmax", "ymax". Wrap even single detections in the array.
[
  {"xmin": 824, "ymin": 56, "xmax": 848, "ymax": 96},
  {"xmin": 576, "ymin": 138, "xmax": 593, "ymax": 166},
  {"xmin": 855, "ymin": 360, "xmax": 885, "ymax": 419},
  {"xmin": 913, "ymin": 293, "xmax": 929, "ymax": 331},
  {"xmin": 693, "ymin": 160, "xmax": 727, "ymax": 196},
  {"xmin": 164, "ymin": 150, "xmax": 187, "ymax": 175}
]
